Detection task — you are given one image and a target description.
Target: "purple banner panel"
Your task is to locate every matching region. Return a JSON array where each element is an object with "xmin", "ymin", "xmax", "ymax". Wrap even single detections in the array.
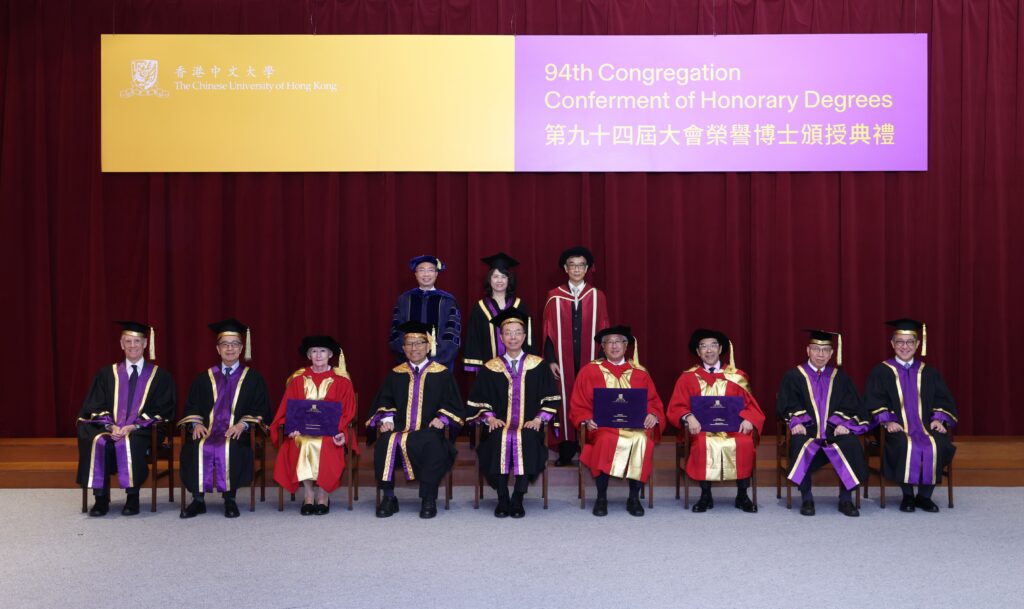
[{"xmin": 514, "ymin": 35, "xmax": 927, "ymax": 172}]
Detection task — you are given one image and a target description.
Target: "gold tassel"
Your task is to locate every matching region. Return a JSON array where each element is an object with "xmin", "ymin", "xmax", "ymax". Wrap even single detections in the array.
[
  {"xmin": 922, "ymin": 323, "xmax": 927, "ymax": 357},
  {"xmin": 149, "ymin": 326, "xmax": 156, "ymax": 361},
  {"xmin": 837, "ymin": 333, "xmax": 843, "ymax": 367},
  {"xmin": 245, "ymin": 327, "xmax": 252, "ymax": 361},
  {"xmin": 527, "ymin": 316, "xmax": 533, "ymax": 348},
  {"xmin": 333, "ymin": 348, "xmax": 351, "ymax": 380},
  {"xmin": 631, "ymin": 336, "xmax": 641, "ymax": 367},
  {"xmin": 430, "ymin": 326, "xmax": 437, "ymax": 357},
  {"xmin": 729, "ymin": 339, "xmax": 735, "ymax": 370}
]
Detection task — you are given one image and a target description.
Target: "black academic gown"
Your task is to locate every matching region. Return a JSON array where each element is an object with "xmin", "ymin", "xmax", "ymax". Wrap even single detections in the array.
[
  {"xmin": 178, "ymin": 366, "xmax": 271, "ymax": 495},
  {"xmin": 462, "ymin": 297, "xmax": 533, "ymax": 370},
  {"xmin": 466, "ymin": 355, "xmax": 560, "ymax": 488},
  {"xmin": 777, "ymin": 365, "xmax": 869, "ymax": 488},
  {"xmin": 76, "ymin": 362, "xmax": 176, "ymax": 490},
  {"xmin": 367, "ymin": 360, "xmax": 465, "ymax": 499},
  {"xmin": 864, "ymin": 360, "xmax": 958, "ymax": 485}
]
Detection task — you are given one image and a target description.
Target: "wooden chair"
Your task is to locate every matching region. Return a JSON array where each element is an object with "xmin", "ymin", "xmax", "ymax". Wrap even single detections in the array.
[
  {"xmin": 578, "ymin": 424, "xmax": 654, "ymax": 510},
  {"xmin": 472, "ymin": 423, "xmax": 550, "ymax": 510},
  {"xmin": 276, "ymin": 422, "xmax": 360, "ymax": 511},
  {"xmin": 80, "ymin": 419, "xmax": 175, "ymax": 513},
  {"xmin": 864, "ymin": 427, "xmax": 955, "ymax": 508},
  {"xmin": 775, "ymin": 420, "xmax": 861, "ymax": 509},
  {"xmin": 675, "ymin": 426, "xmax": 758, "ymax": 509},
  {"xmin": 177, "ymin": 422, "xmax": 269, "ymax": 512}
]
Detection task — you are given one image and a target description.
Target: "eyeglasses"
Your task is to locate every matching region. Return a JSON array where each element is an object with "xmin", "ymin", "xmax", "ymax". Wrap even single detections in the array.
[
  {"xmin": 893, "ymin": 339, "xmax": 918, "ymax": 347},
  {"xmin": 697, "ymin": 343, "xmax": 720, "ymax": 350},
  {"xmin": 502, "ymin": 330, "xmax": 525, "ymax": 337},
  {"xmin": 218, "ymin": 341, "xmax": 243, "ymax": 349},
  {"xmin": 602, "ymin": 339, "xmax": 627, "ymax": 346},
  {"xmin": 566, "ymin": 263, "xmax": 588, "ymax": 270},
  {"xmin": 403, "ymin": 341, "xmax": 429, "ymax": 348},
  {"xmin": 808, "ymin": 346, "xmax": 833, "ymax": 354}
]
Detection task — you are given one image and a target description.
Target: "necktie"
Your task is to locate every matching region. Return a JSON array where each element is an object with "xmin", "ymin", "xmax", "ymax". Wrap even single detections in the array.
[
  {"xmin": 510, "ymin": 359, "xmax": 519, "ymax": 375},
  {"xmin": 708, "ymin": 367, "xmax": 716, "ymax": 374},
  {"xmin": 126, "ymin": 364, "xmax": 139, "ymax": 410},
  {"xmin": 224, "ymin": 366, "xmax": 232, "ymax": 378}
]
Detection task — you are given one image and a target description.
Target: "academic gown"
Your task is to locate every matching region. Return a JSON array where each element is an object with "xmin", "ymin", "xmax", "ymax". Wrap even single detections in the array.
[
  {"xmin": 777, "ymin": 364, "xmax": 869, "ymax": 490},
  {"xmin": 76, "ymin": 362, "xmax": 176, "ymax": 490},
  {"xmin": 178, "ymin": 366, "xmax": 271, "ymax": 495},
  {"xmin": 864, "ymin": 359, "xmax": 958, "ymax": 485},
  {"xmin": 389, "ymin": 288, "xmax": 462, "ymax": 369},
  {"xmin": 463, "ymin": 297, "xmax": 533, "ymax": 371},
  {"xmin": 466, "ymin": 355, "xmax": 560, "ymax": 487},
  {"xmin": 666, "ymin": 366, "xmax": 765, "ymax": 481},
  {"xmin": 366, "ymin": 361, "xmax": 465, "ymax": 498},
  {"xmin": 541, "ymin": 284, "xmax": 609, "ymax": 446},
  {"xmin": 270, "ymin": 368, "xmax": 358, "ymax": 494},
  {"xmin": 569, "ymin": 360, "xmax": 665, "ymax": 483}
]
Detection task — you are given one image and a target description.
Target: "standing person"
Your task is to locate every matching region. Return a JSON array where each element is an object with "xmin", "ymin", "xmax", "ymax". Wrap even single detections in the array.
[
  {"xmin": 178, "ymin": 319, "xmax": 271, "ymax": 519},
  {"xmin": 270, "ymin": 336, "xmax": 357, "ymax": 515},
  {"xmin": 864, "ymin": 318, "xmax": 957, "ymax": 513},
  {"xmin": 466, "ymin": 309, "xmax": 560, "ymax": 518},
  {"xmin": 463, "ymin": 252, "xmax": 533, "ymax": 372},
  {"xmin": 569, "ymin": 326, "xmax": 664, "ymax": 517},
  {"xmin": 388, "ymin": 254, "xmax": 462, "ymax": 370},
  {"xmin": 77, "ymin": 321, "xmax": 176, "ymax": 516},
  {"xmin": 542, "ymin": 246, "xmax": 610, "ymax": 466},
  {"xmin": 666, "ymin": 329, "xmax": 764, "ymax": 513},
  {"xmin": 368, "ymin": 321, "xmax": 466, "ymax": 519},
  {"xmin": 777, "ymin": 329, "xmax": 868, "ymax": 517}
]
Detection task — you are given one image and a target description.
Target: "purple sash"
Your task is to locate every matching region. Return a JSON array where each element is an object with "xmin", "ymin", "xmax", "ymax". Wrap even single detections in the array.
[
  {"xmin": 200, "ymin": 367, "xmax": 243, "ymax": 492},
  {"xmin": 502, "ymin": 358, "xmax": 524, "ymax": 475},
  {"xmin": 384, "ymin": 363, "xmax": 427, "ymax": 482},
  {"xmin": 89, "ymin": 362, "xmax": 155, "ymax": 489},
  {"xmin": 890, "ymin": 359, "xmax": 936, "ymax": 485}
]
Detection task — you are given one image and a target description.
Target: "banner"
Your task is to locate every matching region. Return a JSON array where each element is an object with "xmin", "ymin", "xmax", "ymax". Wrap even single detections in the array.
[{"xmin": 101, "ymin": 34, "xmax": 926, "ymax": 172}]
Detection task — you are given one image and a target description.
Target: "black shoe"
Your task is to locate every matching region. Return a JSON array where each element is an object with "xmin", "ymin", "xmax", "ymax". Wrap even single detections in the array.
[
  {"xmin": 494, "ymin": 498, "xmax": 510, "ymax": 518},
  {"xmin": 626, "ymin": 498, "xmax": 645, "ymax": 517},
  {"xmin": 121, "ymin": 494, "xmax": 140, "ymax": 516},
  {"xmin": 314, "ymin": 499, "xmax": 330, "ymax": 515},
  {"xmin": 554, "ymin": 456, "xmax": 574, "ymax": 466},
  {"xmin": 300, "ymin": 502, "xmax": 316, "ymax": 515},
  {"xmin": 224, "ymin": 499, "xmax": 240, "ymax": 518},
  {"xmin": 799, "ymin": 500, "xmax": 815, "ymax": 516},
  {"xmin": 555, "ymin": 442, "xmax": 577, "ymax": 466},
  {"xmin": 375, "ymin": 496, "xmax": 398, "ymax": 518},
  {"xmin": 510, "ymin": 500, "xmax": 526, "ymax": 519},
  {"xmin": 88, "ymin": 497, "xmax": 110, "ymax": 517},
  {"xmin": 592, "ymin": 498, "xmax": 608, "ymax": 517},
  {"xmin": 734, "ymin": 494, "xmax": 757, "ymax": 513},
  {"xmin": 899, "ymin": 495, "xmax": 916, "ymax": 512},
  {"xmin": 419, "ymin": 498, "xmax": 437, "ymax": 519},
  {"xmin": 180, "ymin": 500, "xmax": 207, "ymax": 519},
  {"xmin": 692, "ymin": 495, "xmax": 714, "ymax": 513},
  {"xmin": 838, "ymin": 500, "xmax": 860, "ymax": 517},
  {"xmin": 914, "ymin": 496, "xmax": 939, "ymax": 513}
]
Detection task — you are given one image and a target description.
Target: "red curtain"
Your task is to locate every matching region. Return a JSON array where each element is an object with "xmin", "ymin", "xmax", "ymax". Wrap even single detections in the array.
[{"xmin": 1, "ymin": 0, "xmax": 1020, "ymax": 437}]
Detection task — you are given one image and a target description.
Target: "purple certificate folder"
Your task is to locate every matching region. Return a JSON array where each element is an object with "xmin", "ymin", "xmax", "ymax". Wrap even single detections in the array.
[
  {"xmin": 592, "ymin": 388, "xmax": 648, "ymax": 428},
  {"xmin": 284, "ymin": 399, "xmax": 342, "ymax": 436},
  {"xmin": 690, "ymin": 396, "xmax": 744, "ymax": 433}
]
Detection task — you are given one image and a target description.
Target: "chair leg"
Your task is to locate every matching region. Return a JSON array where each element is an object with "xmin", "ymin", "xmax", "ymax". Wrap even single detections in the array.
[
  {"xmin": 150, "ymin": 448, "xmax": 158, "ymax": 512},
  {"xmin": 752, "ymin": 468, "xmax": 758, "ymax": 509},
  {"xmin": 683, "ymin": 471, "xmax": 690, "ymax": 509},
  {"xmin": 444, "ymin": 471, "xmax": 451, "ymax": 510},
  {"xmin": 347, "ymin": 462, "xmax": 354, "ymax": 511},
  {"xmin": 168, "ymin": 452, "xmax": 175, "ymax": 503},
  {"xmin": 879, "ymin": 475, "xmax": 886, "ymax": 508},
  {"xmin": 181, "ymin": 481, "xmax": 187, "ymax": 513},
  {"xmin": 578, "ymin": 462, "xmax": 586, "ymax": 509},
  {"xmin": 250, "ymin": 475, "xmax": 257, "ymax": 512},
  {"xmin": 648, "ymin": 469, "xmax": 654, "ymax": 509},
  {"xmin": 855, "ymin": 483, "xmax": 861, "ymax": 509},
  {"xmin": 353, "ymin": 454, "xmax": 360, "ymax": 501},
  {"xmin": 277, "ymin": 485, "xmax": 284, "ymax": 512},
  {"xmin": 543, "ymin": 467, "xmax": 549, "ymax": 509},
  {"xmin": 947, "ymin": 466, "xmax": 954, "ymax": 508},
  {"xmin": 786, "ymin": 479, "xmax": 792, "ymax": 509}
]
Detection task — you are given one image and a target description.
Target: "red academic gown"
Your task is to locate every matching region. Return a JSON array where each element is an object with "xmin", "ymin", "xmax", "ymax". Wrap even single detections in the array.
[
  {"xmin": 542, "ymin": 284, "xmax": 609, "ymax": 446},
  {"xmin": 666, "ymin": 366, "xmax": 764, "ymax": 480},
  {"xmin": 569, "ymin": 360, "xmax": 665, "ymax": 482},
  {"xmin": 270, "ymin": 368, "xmax": 359, "ymax": 494}
]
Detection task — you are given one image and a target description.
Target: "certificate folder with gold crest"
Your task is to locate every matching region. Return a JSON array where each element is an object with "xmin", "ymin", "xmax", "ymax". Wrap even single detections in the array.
[
  {"xmin": 592, "ymin": 388, "xmax": 648, "ymax": 428},
  {"xmin": 284, "ymin": 399, "xmax": 342, "ymax": 436},
  {"xmin": 690, "ymin": 396, "xmax": 743, "ymax": 432}
]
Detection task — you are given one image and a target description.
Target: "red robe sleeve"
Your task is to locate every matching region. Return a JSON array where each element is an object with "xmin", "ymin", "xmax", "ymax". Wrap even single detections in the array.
[
  {"xmin": 270, "ymin": 371, "xmax": 306, "ymax": 446},
  {"xmin": 569, "ymin": 364, "xmax": 600, "ymax": 429}
]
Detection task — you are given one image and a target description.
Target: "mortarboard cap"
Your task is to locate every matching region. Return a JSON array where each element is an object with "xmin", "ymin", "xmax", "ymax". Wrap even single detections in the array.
[
  {"xmin": 481, "ymin": 252, "xmax": 519, "ymax": 271},
  {"xmin": 558, "ymin": 246, "xmax": 594, "ymax": 268},
  {"xmin": 298, "ymin": 335, "xmax": 341, "ymax": 359},
  {"xmin": 595, "ymin": 325, "xmax": 634, "ymax": 344},
  {"xmin": 210, "ymin": 318, "xmax": 252, "ymax": 361},
  {"xmin": 886, "ymin": 317, "xmax": 927, "ymax": 356},
  {"xmin": 115, "ymin": 320, "xmax": 156, "ymax": 360},
  {"xmin": 688, "ymin": 328, "xmax": 735, "ymax": 369},
  {"xmin": 489, "ymin": 308, "xmax": 528, "ymax": 329},
  {"xmin": 802, "ymin": 328, "xmax": 842, "ymax": 366},
  {"xmin": 409, "ymin": 255, "xmax": 444, "ymax": 272}
]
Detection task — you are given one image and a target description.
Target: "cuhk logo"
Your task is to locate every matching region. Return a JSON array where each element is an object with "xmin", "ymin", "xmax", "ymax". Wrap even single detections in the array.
[{"xmin": 121, "ymin": 59, "xmax": 168, "ymax": 98}]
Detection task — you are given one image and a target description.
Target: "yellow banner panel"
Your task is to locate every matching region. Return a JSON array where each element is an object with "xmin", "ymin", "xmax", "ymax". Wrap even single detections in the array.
[{"xmin": 101, "ymin": 35, "xmax": 514, "ymax": 172}]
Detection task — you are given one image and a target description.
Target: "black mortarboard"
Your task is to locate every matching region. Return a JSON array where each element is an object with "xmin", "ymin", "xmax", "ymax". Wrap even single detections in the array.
[
  {"xmin": 210, "ymin": 318, "xmax": 251, "ymax": 361},
  {"xmin": 481, "ymin": 252, "xmax": 519, "ymax": 271},
  {"xmin": 298, "ymin": 335, "xmax": 341, "ymax": 359},
  {"xmin": 688, "ymin": 328, "xmax": 734, "ymax": 368},
  {"xmin": 558, "ymin": 246, "xmax": 594, "ymax": 268},
  {"xmin": 408, "ymin": 255, "xmax": 444, "ymax": 272},
  {"xmin": 115, "ymin": 320, "xmax": 156, "ymax": 360},
  {"xmin": 397, "ymin": 321, "xmax": 436, "ymax": 356},
  {"xmin": 886, "ymin": 317, "xmax": 927, "ymax": 356},
  {"xmin": 802, "ymin": 328, "xmax": 842, "ymax": 366},
  {"xmin": 594, "ymin": 325, "xmax": 634, "ymax": 344},
  {"xmin": 489, "ymin": 308, "xmax": 528, "ymax": 329}
]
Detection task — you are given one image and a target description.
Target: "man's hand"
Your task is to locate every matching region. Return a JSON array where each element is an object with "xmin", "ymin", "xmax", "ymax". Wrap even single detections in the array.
[
  {"xmin": 110, "ymin": 424, "xmax": 136, "ymax": 441},
  {"xmin": 584, "ymin": 419, "xmax": 598, "ymax": 431},
  {"xmin": 791, "ymin": 423, "xmax": 807, "ymax": 436},
  {"xmin": 288, "ymin": 430, "xmax": 302, "ymax": 439},
  {"xmin": 885, "ymin": 421, "xmax": 904, "ymax": 433},
  {"xmin": 643, "ymin": 414, "xmax": 658, "ymax": 429},
  {"xmin": 428, "ymin": 417, "xmax": 445, "ymax": 430},
  {"xmin": 379, "ymin": 420, "xmax": 395, "ymax": 433},
  {"xmin": 834, "ymin": 425, "xmax": 850, "ymax": 436},
  {"xmin": 739, "ymin": 420, "xmax": 754, "ymax": 435},
  {"xmin": 549, "ymin": 362, "xmax": 561, "ymax": 381},
  {"xmin": 486, "ymin": 417, "xmax": 506, "ymax": 432},
  {"xmin": 930, "ymin": 420, "xmax": 948, "ymax": 434},
  {"xmin": 192, "ymin": 423, "xmax": 209, "ymax": 441},
  {"xmin": 224, "ymin": 423, "xmax": 246, "ymax": 440},
  {"xmin": 332, "ymin": 433, "xmax": 346, "ymax": 446},
  {"xmin": 686, "ymin": 416, "xmax": 701, "ymax": 435},
  {"xmin": 524, "ymin": 418, "xmax": 543, "ymax": 431}
]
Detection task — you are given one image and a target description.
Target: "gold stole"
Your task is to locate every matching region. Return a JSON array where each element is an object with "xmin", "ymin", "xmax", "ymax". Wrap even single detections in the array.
[
  {"xmin": 600, "ymin": 365, "xmax": 647, "ymax": 480},
  {"xmin": 696, "ymin": 375, "xmax": 738, "ymax": 480},
  {"xmin": 295, "ymin": 375, "xmax": 335, "ymax": 482}
]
